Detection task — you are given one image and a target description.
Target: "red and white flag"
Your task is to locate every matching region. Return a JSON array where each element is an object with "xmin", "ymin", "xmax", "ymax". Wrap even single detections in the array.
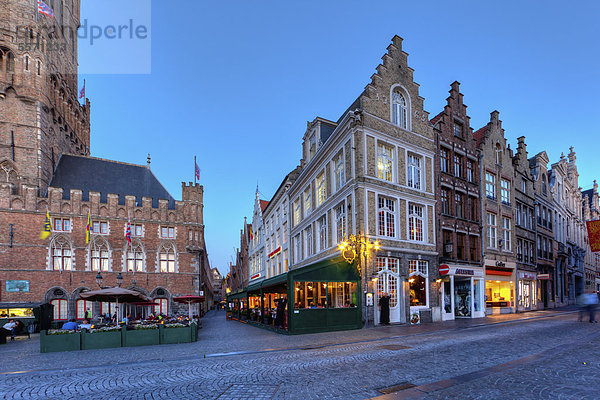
[
  {"xmin": 125, "ymin": 217, "xmax": 132, "ymax": 247},
  {"xmin": 195, "ymin": 161, "xmax": 201, "ymax": 181},
  {"xmin": 79, "ymin": 80, "xmax": 85, "ymax": 99}
]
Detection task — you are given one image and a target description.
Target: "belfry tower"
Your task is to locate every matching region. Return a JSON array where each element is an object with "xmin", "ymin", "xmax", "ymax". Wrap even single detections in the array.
[{"xmin": 0, "ymin": 0, "xmax": 90, "ymax": 193}]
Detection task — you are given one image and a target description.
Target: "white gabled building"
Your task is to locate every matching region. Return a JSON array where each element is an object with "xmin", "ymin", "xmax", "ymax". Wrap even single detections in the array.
[{"xmin": 248, "ymin": 189, "xmax": 269, "ymax": 284}]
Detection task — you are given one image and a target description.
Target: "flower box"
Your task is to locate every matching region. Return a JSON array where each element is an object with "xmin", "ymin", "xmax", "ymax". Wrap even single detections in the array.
[
  {"xmin": 40, "ymin": 330, "xmax": 80, "ymax": 353},
  {"xmin": 81, "ymin": 329, "xmax": 122, "ymax": 350},
  {"xmin": 122, "ymin": 326, "xmax": 159, "ymax": 347}
]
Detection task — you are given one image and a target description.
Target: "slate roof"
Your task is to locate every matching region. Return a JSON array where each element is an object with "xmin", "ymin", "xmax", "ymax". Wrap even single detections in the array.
[
  {"xmin": 259, "ymin": 200, "xmax": 269, "ymax": 213},
  {"xmin": 49, "ymin": 155, "xmax": 176, "ymax": 209},
  {"xmin": 473, "ymin": 125, "xmax": 489, "ymax": 147}
]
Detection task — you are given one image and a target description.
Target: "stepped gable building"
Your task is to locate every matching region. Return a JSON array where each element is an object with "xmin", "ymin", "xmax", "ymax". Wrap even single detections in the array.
[
  {"xmin": 431, "ymin": 81, "xmax": 484, "ymax": 321},
  {"xmin": 529, "ymin": 150, "xmax": 556, "ymax": 308},
  {"xmin": 512, "ymin": 137, "xmax": 538, "ymax": 311},
  {"xmin": 582, "ymin": 181, "xmax": 600, "ymax": 291},
  {"xmin": 248, "ymin": 189, "xmax": 269, "ymax": 284},
  {"xmin": 474, "ymin": 111, "xmax": 517, "ymax": 314},
  {"xmin": 0, "ymin": 0, "xmax": 213, "ymax": 321}
]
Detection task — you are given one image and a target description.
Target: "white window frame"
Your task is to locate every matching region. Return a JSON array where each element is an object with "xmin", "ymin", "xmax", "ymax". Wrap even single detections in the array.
[
  {"xmin": 158, "ymin": 242, "xmax": 176, "ymax": 273},
  {"xmin": 408, "ymin": 203, "xmax": 424, "ymax": 242},
  {"xmin": 53, "ymin": 217, "xmax": 71, "ymax": 232},
  {"xmin": 407, "ymin": 153, "xmax": 422, "ymax": 190},
  {"xmin": 335, "ymin": 203, "xmax": 346, "ymax": 243},
  {"xmin": 334, "ymin": 152, "xmax": 345, "ymax": 192},
  {"xmin": 408, "ymin": 260, "xmax": 429, "ymax": 308},
  {"xmin": 378, "ymin": 196, "xmax": 396, "ymax": 238},
  {"xmin": 502, "ymin": 217, "xmax": 511, "ymax": 251},
  {"xmin": 160, "ymin": 226, "xmax": 175, "ymax": 239},
  {"xmin": 485, "ymin": 173, "xmax": 496, "ymax": 200},
  {"xmin": 318, "ymin": 215, "xmax": 327, "ymax": 252},
  {"xmin": 391, "ymin": 90, "xmax": 408, "ymax": 129},
  {"xmin": 305, "ymin": 226, "xmax": 313, "ymax": 258},
  {"xmin": 487, "ymin": 213, "xmax": 497, "ymax": 249},
  {"xmin": 377, "ymin": 142, "xmax": 394, "ymax": 182},
  {"xmin": 501, "ymin": 179, "xmax": 510, "ymax": 204},
  {"xmin": 316, "ymin": 171, "xmax": 326, "ymax": 207}
]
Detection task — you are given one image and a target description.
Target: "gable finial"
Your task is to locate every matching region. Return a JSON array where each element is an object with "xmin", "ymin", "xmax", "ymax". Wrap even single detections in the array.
[{"xmin": 147, "ymin": 153, "xmax": 151, "ymax": 168}]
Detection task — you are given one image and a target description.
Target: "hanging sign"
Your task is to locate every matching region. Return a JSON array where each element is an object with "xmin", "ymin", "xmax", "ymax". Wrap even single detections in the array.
[{"xmin": 586, "ymin": 220, "xmax": 600, "ymax": 253}]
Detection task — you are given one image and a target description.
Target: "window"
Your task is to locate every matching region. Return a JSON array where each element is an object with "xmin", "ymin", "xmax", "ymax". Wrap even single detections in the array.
[
  {"xmin": 160, "ymin": 226, "xmax": 175, "ymax": 238},
  {"xmin": 132, "ymin": 224, "xmax": 143, "ymax": 237},
  {"xmin": 521, "ymin": 179, "xmax": 526, "ymax": 193},
  {"xmin": 127, "ymin": 241, "xmax": 144, "ymax": 272},
  {"xmin": 282, "ymin": 222, "xmax": 288, "ymax": 244},
  {"xmin": 440, "ymin": 148, "xmax": 449, "ymax": 173},
  {"xmin": 468, "ymin": 196, "xmax": 477, "ymax": 221},
  {"xmin": 293, "ymin": 234, "xmax": 301, "ymax": 262},
  {"xmin": 159, "ymin": 242, "xmax": 176, "ymax": 273},
  {"xmin": 542, "ymin": 174, "xmax": 547, "ymax": 195},
  {"xmin": 316, "ymin": 171, "xmax": 326, "ymax": 207},
  {"xmin": 502, "ymin": 217, "xmax": 511, "ymax": 251},
  {"xmin": 153, "ymin": 298, "xmax": 168, "ymax": 316},
  {"xmin": 328, "ymin": 282, "xmax": 358, "ymax": 308},
  {"xmin": 293, "ymin": 199, "xmax": 300, "ymax": 225},
  {"xmin": 37, "ymin": 60, "xmax": 41, "ymax": 75},
  {"xmin": 51, "ymin": 299, "xmax": 67, "ymax": 321},
  {"xmin": 453, "ymin": 122, "xmax": 463, "ymax": 138},
  {"xmin": 283, "ymin": 249, "xmax": 289, "ymax": 272},
  {"xmin": 91, "ymin": 239, "xmax": 110, "ymax": 272},
  {"xmin": 487, "ymin": 213, "xmax": 497, "ymax": 248},
  {"xmin": 466, "ymin": 160, "xmax": 474, "ymax": 182},
  {"xmin": 293, "ymin": 281, "xmax": 328, "ymax": 309},
  {"xmin": 25, "ymin": 55, "xmax": 29, "ymax": 71},
  {"xmin": 392, "ymin": 91, "xmax": 407, "ymax": 128},
  {"xmin": 469, "ymin": 236, "xmax": 478, "ymax": 261},
  {"xmin": 101, "ymin": 302, "xmax": 116, "ymax": 316},
  {"xmin": 501, "ymin": 179, "xmax": 510, "ymax": 204},
  {"xmin": 407, "ymin": 154, "xmax": 422, "ymax": 189},
  {"xmin": 318, "ymin": 216, "xmax": 327, "ymax": 251},
  {"xmin": 455, "ymin": 193, "xmax": 464, "ymax": 219},
  {"xmin": 454, "ymin": 154, "xmax": 462, "ymax": 178},
  {"xmin": 303, "ymin": 189, "xmax": 311, "ymax": 217},
  {"xmin": 378, "ymin": 197, "xmax": 395, "ymax": 237},
  {"xmin": 443, "ymin": 230, "xmax": 452, "ymax": 257},
  {"xmin": 377, "ymin": 143, "xmax": 394, "ymax": 182},
  {"xmin": 408, "ymin": 204, "xmax": 424, "ymax": 242},
  {"xmin": 485, "ymin": 173, "xmax": 496, "ymax": 200},
  {"xmin": 6, "ymin": 52, "xmax": 15, "ymax": 73},
  {"xmin": 305, "ymin": 226, "xmax": 313, "ymax": 258},
  {"xmin": 76, "ymin": 300, "xmax": 93, "ymax": 319},
  {"xmin": 517, "ymin": 239, "xmax": 523, "ymax": 261},
  {"xmin": 53, "ymin": 217, "xmax": 71, "ymax": 232},
  {"xmin": 335, "ymin": 204, "xmax": 346, "ymax": 243},
  {"xmin": 441, "ymin": 189, "xmax": 450, "ymax": 215},
  {"xmin": 51, "ymin": 236, "xmax": 72, "ymax": 271},
  {"xmin": 334, "ymin": 152, "xmax": 345, "ymax": 191},
  {"xmin": 92, "ymin": 220, "xmax": 108, "ymax": 234},
  {"xmin": 309, "ymin": 134, "xmax": 316, "ymax": 159},
  {"xmin": 409, "ymin": 260, "xmax": 428, "ymax": 307},
  {"xmin": 495, "ymin": 143, "xmax": 502, "ymax": 165},
  {"xmin": 456, "ymin": 233, "xmax": 465, "ymax": 260}
]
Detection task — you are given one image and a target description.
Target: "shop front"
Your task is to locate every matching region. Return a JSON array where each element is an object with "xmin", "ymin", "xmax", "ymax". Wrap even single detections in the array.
[
  {"xmin": 440, "ymin": 265, "xmax": 485, "ymax": 321},
  {"xmin": 517, "ymin": 271, "xmax": 537, "ymax": 312},
  {"xmin": 485, "ymin": 260, "xmax": 516, "ymax": 314}
]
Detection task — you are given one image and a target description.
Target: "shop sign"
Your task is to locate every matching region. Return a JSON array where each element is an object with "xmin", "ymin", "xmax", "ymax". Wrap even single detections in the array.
[
  {"xmin": 455, "ymin": 268, "xmax": 474, "ymax": 276},
  {"xmin": 586, "ymin": 220, "xmax": 600, "ymax": 253},
  {"xmin": 537, "ymin": 274, "xmax": 550, "ymax": 280},
  {"xmin": 268, "ymin": 247, "xmax": 281, "ymax": 259},
  {"xmin": 519, "ymin": 272, "xmax": 536, "ymax": 280},
  {"xmin": 439, "ymin": 264, "xmax": 450, "ymax": 275},
  {"xmin": 484, "ymin": 259, "xmax": 516, "ymax": 269},
  {"xmin": 5, "ymin": 280, "xmax": 29, "ymax": 292},
  {"xmin": 250, "ymin": 273, "xmax": 261, "ymax": 280}
]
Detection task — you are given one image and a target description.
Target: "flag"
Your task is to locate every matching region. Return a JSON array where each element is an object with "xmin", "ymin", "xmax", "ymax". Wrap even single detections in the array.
[
  {"xmin": 249, "ymin": 225, "xmax": 253, "ymax": 241},
  {"xmin": 86, "ymin": 210, "xmax": 91, "ymax": 244},
  {"xmin": 125, "ymin": 217, "xmax": 132, "ymax": 247},
  {"xmin": 79, "ymin": 80, "xmax": 85, "ymax": 99},
  {"xmin": 195, "ymin": 161, "xmax": 201, "ymax": 181},
  {"xmin": 37, "ymin": 0, "xmax": 54, "ymax": 17},
  {"xmin": 40, "ymin": 210, "xmax": 51, "ymax": 239},
  {"xmin": 587, "ymin": 220, "xmax": 600, "ymax": 253}
]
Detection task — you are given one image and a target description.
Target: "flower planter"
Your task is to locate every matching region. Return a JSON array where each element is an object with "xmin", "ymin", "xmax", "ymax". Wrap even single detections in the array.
[
  {"xmin": 160, "ymin": 325, "xmax": 192, "ymax": 344},
  {"xmin": 122, "ymin": 327, "xmax": 159, "ymax": 347},
  {"xmin": 81, "ymin": 329, "xmax": 121, "ymax": 350},
  {"xmin": 40, "ymin": 330, "xmax": 81, "ymax": 353}
]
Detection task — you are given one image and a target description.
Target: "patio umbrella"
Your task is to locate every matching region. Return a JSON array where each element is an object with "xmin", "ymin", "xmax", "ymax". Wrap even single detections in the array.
[
  {"xmin": 80, "ymin": 287, "xmax": 152, "ymax": 321},
  {"xmin": 173, "ymin": 295, "xmax": 204, "ymax": 321}
]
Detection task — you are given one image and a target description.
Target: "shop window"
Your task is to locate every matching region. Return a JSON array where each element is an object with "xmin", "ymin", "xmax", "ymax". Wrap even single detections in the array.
[
  {"xmin": 486, "ymin": 280, "xmax": 514, "ymax": 307},
  {"xmin": 409, "ymin": 260, "xmax": 428, "ymax": 307},
  {"xmin": 51, "ymin": 299, "xmax": 68, "ymax": 321},
  {"xmin": 76, "ymin": 299, "xmax": 93, "ymax": 319},
  {"xmin": 0, "ymin": 308, "xmax": 33, "ymax": 318},
  {"xmin": 327, "ymin": 282, "xmax": 358, "ymax": 308},
  {"xmin": 153, "ymin": 298, "xmax": 168, "ymax": 316},
  {"xmin": 293, "ymin": 281, "xmax": 327, "ymax": 309}
]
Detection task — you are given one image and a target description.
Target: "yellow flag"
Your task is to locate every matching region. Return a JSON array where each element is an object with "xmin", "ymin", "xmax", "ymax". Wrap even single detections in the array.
[
  {"xmin": 86, "ymin": 210, "xmax": 91, "ymax": 244},
  {"xmin": 40, "ymin": 210, "xmax": 51, "ymax": 239}
]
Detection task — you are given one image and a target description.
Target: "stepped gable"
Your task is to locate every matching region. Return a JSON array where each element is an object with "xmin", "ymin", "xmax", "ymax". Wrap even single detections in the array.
[{"xmin": 49, "ymin": 155, "xmax": 175, "ymax": 208}]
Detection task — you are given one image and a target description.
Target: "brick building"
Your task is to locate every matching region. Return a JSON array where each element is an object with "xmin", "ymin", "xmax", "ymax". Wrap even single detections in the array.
[
  {"xmin": 475, "ymin": 111, "xmax": 517, "ymax": 314},
  {"xmin": 582, "ymin": 181, "xmax": 600, "ymax": 292},
  {"xmin": 431, "ymin": 82, "xmax": 484, "ymax": 320},
  {"xmin": 0, "ymin": 0, "xmax": 213, "ymax": 322}
]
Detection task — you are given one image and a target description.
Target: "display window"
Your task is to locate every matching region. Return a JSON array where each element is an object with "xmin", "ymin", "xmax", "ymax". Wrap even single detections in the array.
[
  {"xmin": 486, "ymin": 280, "xmax": 514, "ymax": 307},
  {"xmin": 0, "ymin": 308, "xmax": 34, "ymax": 318},
  {"xmin": 294, "ymin": 281, "xmax": 357, "ymax": 309}
]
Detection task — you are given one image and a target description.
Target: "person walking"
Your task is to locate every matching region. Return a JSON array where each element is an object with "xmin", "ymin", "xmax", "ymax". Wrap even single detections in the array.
[{"xmin": 379, "ymin": 292, "xmax": 391, "ymax": 325}]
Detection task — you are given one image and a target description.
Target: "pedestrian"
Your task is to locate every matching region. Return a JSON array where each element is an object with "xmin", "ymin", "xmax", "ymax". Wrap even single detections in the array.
[
  {"xmin": 585, "ymin": 292, "xmax": 598, "ymax": 323},
  {"xmin": 274, "ymin": 298, "xmax": 287, "ymax": 329},
  {"xmin": 1, "ymin": 319, "xmax": 17, "ymax": 341},
  {"xmin": 379, "ymin": 292, "xmax": 391, "ymax": 325},
  {"xmin": 61, "ymin": 319, "xmax": 78, "ymax": 331}
]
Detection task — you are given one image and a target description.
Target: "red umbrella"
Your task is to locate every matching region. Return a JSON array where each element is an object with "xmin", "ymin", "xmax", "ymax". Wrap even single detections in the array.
[{"xmin": 173, "ymin": 295, "xmax": 204, "ymax": 320}]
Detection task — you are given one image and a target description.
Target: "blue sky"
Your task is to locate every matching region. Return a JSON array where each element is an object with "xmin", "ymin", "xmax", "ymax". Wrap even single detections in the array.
[{"xmin": 79, "ymin": 1, "xmax": 600, "ymax": 276}]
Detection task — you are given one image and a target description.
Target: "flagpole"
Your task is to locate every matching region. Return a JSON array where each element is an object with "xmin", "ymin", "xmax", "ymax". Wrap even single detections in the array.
[{"xmin": 194, "ymin": 156, "xmax": 196, "ymax": 185}]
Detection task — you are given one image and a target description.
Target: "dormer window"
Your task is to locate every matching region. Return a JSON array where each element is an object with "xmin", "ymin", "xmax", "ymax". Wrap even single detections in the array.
[
  {"xmin": 309, "ymin": 134, "xmax": 316, "ymax": 159},
  {"xmin": 392, "ymin": 91, "xmax": 407, "ymax": 129}
]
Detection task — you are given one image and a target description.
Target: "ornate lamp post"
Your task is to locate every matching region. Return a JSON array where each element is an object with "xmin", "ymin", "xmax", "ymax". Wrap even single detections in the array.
[
  {"xmin": 95, "ymin": 272, "xmax": 103, "ymax": 288},
  {"xmin": 116, "ymin": 272, "xmax": 123, "ymax": 287}
]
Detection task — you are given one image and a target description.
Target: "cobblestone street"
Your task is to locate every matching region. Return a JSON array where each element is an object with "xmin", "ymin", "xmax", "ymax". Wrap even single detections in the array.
[{"xmin": 1, "ymin": 309, "xmax": 599, "ymax": 399}]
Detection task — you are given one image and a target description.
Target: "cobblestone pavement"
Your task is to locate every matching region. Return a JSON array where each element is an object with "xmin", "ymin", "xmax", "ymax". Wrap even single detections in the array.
[{"xmin": 1, "ymin": 308, "xmax": 599, "ymax": 400}]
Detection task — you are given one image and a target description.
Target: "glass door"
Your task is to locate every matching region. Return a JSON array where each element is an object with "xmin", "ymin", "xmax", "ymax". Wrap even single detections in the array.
[
  {"xmin": 454, "ymin": 278, "xmax": 471, "ymax": 317},
  {"xmin": 441, "ymin": 278, "xmax": 454, "ymax": 321},
  {"xmin": 472, "ymin": 278, "xmax": 485, "ymax": 318}
]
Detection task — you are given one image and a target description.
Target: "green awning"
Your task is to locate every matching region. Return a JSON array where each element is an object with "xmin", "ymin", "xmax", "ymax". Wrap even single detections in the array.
[
  {"xmin": 246, "ymin": 281, "xmax": 262, "ymax": 293},
  {"xmin": 289, "ymin": 256, "xmax": 359, "ymax": 282},
  {"xmin": 260, "ymin": 272, "xmax": 288, "ymax": 288},
  {"xmin": 226, "ymin": 290, "xmax": 247, "ymax": 300}
]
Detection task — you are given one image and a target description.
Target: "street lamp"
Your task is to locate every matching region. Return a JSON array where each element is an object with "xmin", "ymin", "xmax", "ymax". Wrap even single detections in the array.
[
  {"xmin": 338, "ymin": 233, "xmax": 380, "ymax": 275},
  {"xmin": 116, "ymin": 272, "xmax": 123, "ymax": 287},
  {"xmin": 96, "ymin": 272, "xmax": 103, "ymax": 288}
]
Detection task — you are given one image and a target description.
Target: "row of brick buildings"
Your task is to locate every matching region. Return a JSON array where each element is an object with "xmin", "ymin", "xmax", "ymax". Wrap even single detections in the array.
[
  {"xmin": 0, "ymin": 0, "xmax": 215, "ymax": 324},
  {"xmin": 226, "ymin": 36, "xmax": 599, "ymax": 331}
]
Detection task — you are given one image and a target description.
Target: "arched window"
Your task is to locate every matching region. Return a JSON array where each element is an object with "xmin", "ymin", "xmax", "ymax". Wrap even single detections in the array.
[
  {"xmin": 154, "ymin": 298, "xmax": 168, "ymax": 315},
  {"xmin": 90, "ymin": 237, "xmax": 110, "ymax": 271},
  {"xmin": 409, "ymin": 260, "xmax": 429, "ymax": 307},
  {"xmin": 126, "ymin": 240, "xmax": 145, "ymax": 272},
  {"xmin": 51, "ymin": 235, "xmax": 72, "ymax": 271},
  {"xmin": 51, "ymin": 299, "xmax": 68, "ymax": 320},
  {"xmin": 76, "ymin": 299, "xmax": 93, "ymax": 319},
  {"xmin": 7, "ymin": 52, "xmax": 14, "ymax": 73},
  {"xmin": 495, "ymin": 143, "xmax": 502, "ymax": 165},
  {"xmin": 158, "ymin": 242, "xmax": 176, "ymax": 273},
  {"xmin": 392, "ymin": 91, "xmax": 408, "ymax": 129}
]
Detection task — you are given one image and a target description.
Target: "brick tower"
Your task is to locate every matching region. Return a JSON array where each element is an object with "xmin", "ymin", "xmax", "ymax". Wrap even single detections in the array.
[{"xmin": 0, "ymin": 0, "xmax": 90, "ymax": 193}]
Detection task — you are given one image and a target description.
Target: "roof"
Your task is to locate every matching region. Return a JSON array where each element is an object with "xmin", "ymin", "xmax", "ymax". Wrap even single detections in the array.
[
  {"xmin": 430, "ymin": 111, "xmax": 443, "ymax": 126},
  {"xmin": 259, "ymin": 200, "xmax": 269, "ymax": 213},
  {"xmin": 49, "ymin": 155, "xmax": 176, "ymax": 209},
  {"xmin": 473, "ymin": 125, "xmax": 489, "ymax": 147}
]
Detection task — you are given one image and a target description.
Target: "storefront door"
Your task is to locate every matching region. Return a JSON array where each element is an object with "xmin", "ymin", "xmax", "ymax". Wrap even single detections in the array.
[
  {"xmin": 441, "ymin": 279, "xmax": 454, "ymax": 321},
  {"xmin": 454, "ymin": 278, "xmax": 472, "ymax": 317},
  {"xmin": 376, "ymin": 271, "xmax": 401, "ymax": 324}
]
